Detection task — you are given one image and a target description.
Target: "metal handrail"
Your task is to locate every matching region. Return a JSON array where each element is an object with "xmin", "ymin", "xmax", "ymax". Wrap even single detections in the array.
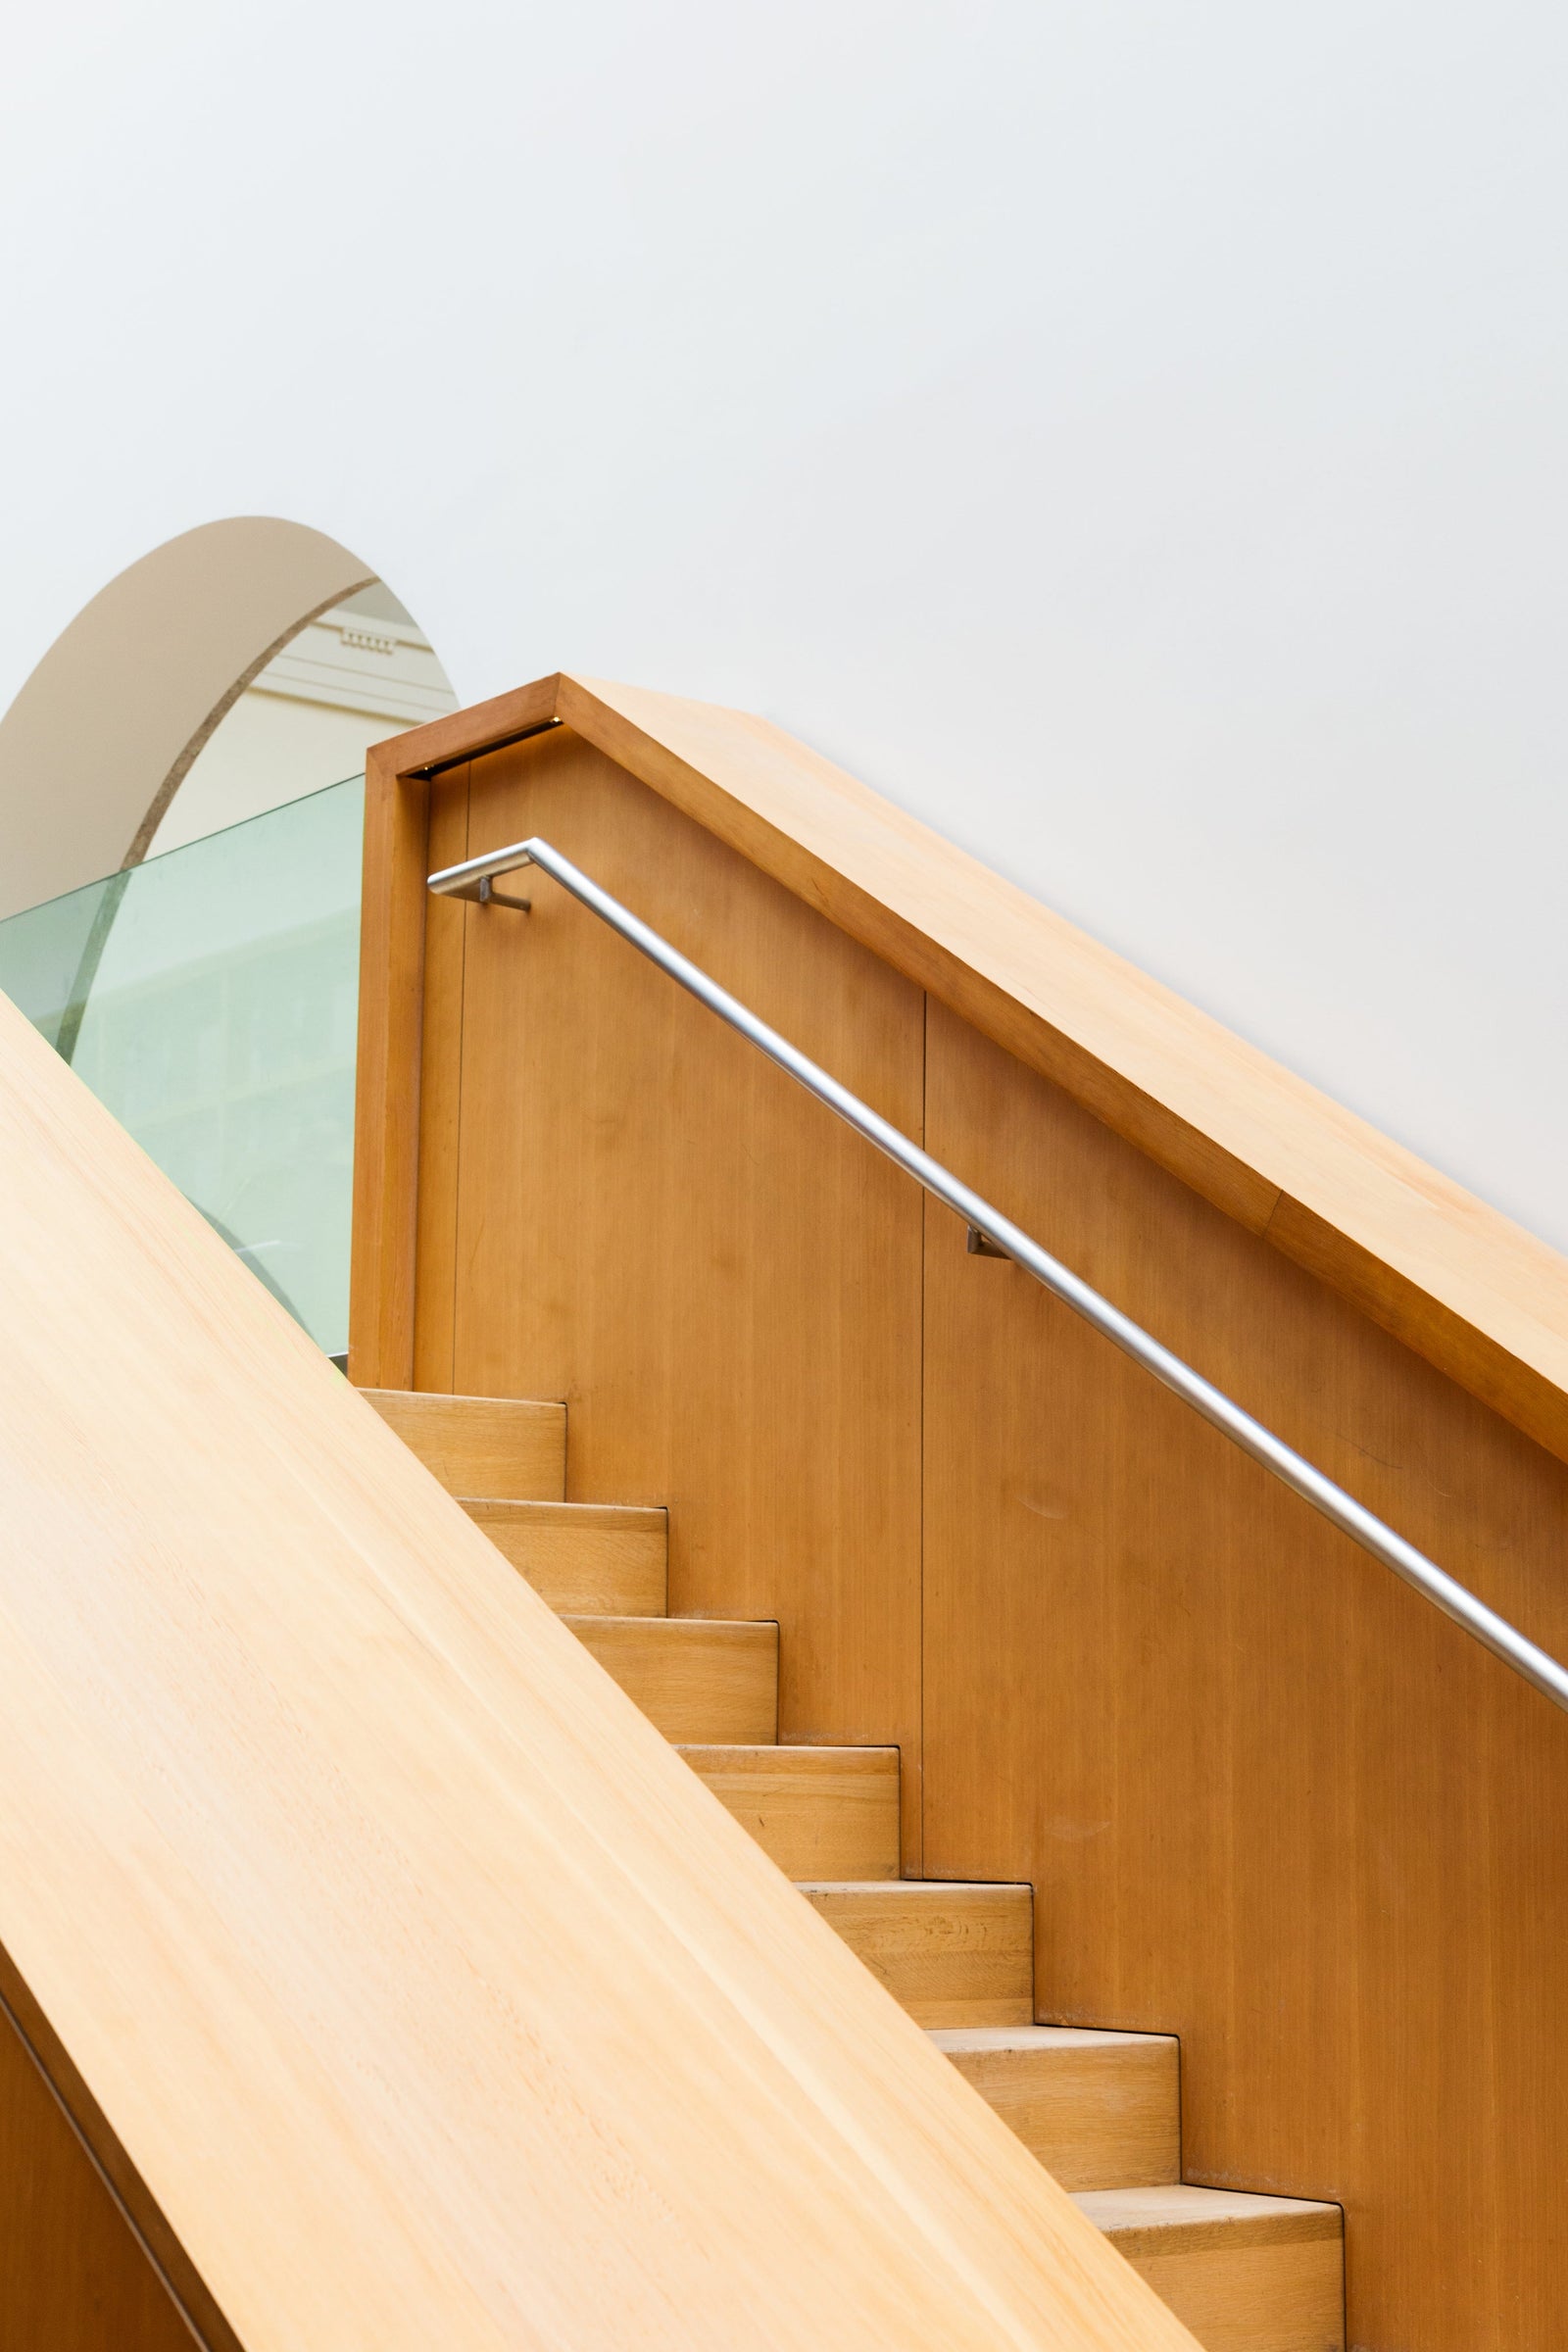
[{"xmin": 430, "ymin": 834, "xmax": 1568, "ymax": 1718}]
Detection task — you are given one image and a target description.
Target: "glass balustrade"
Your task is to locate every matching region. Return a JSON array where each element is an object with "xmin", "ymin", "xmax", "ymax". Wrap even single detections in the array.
[{"xmin": 0, "ymin": 776, "xmax": 364, "ymax": 1356}]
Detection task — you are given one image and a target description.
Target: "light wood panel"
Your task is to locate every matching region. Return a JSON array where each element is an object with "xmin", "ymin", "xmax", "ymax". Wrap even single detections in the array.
[
  {"xmin": 359, "ymin": 672, "xmax": 1568, "ymax": 1465},
  {"xmin": 0, "ymin": 991, "xmax": 1201, "ymax": 2351},
  {"xmin": 462, "ymin": 1497, "xmax": 668, "ymax": 1614},
  {"xmin": 931, "ymin": 2028, "xmax": 1180, "ymax": 2189},
  {"xmin": 410, "ymin": 764, "xmax": 471, "ymax": 1394},
  {"xmin": 920, "ymin": 996, "xmax": 1568, "ymax": 2352},
  {"xmin": 434, "ymin": 726, "xmax": 928, "ymax": 1869},
  {"xmin": 679, "ymin": 1746, "xmax": 901, "ymax": 1879},
  {"xmin": 1076, "ymin": 2190, "xmax": 1344, "ymax": 2352},
  {"xmin": 361, "ymin": 1385, "xmax": 566, "ymax": 1498},
  {"xmin": 567, "ymin": 1616, "xmax": 778, "ymax": 1742},
  {"xmin": 552, "ymin": 675, "xmax": 1568, "ymax": 1465},
  {"xmin": 350, "ymin": 675, "xmax": 1568, "ymax": 2346},
  {"xmin": 800, "ymin": 1885, "xmax": 1035, "ymax": 2027}
]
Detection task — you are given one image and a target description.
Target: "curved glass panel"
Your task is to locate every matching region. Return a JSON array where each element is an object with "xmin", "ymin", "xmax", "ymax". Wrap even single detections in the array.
[{"xmin": 0, "ymin": 777, "xmax": 363, "ymax": 1354}]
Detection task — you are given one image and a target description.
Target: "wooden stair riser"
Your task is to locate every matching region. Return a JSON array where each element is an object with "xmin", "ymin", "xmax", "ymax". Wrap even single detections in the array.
[
  {"xmin": 361, "ymin": 1388, "xmax": 565, "ymax": 1500},
  {"xmin": 568, "ymin": 1619, "xmax": 777, "ymax": 1743},
  {"xmin": 800, "ymin": 1884, "xmax": 1034, "ymax": 2028},
  {"xmin": 365, "ymin": 1388, "xmax": 1348, "ymax": 2352},
  {"xmin": 680, "ymin": 1748, "xmax": 900, "ymax": 1880},
  {"xmin": 930, "ymin": 2028, "xmax": 1180, "ymax": 2190},
  {"xmin": 463, "ymin": 1498, "xmax": 667, "ymax": 1614}
]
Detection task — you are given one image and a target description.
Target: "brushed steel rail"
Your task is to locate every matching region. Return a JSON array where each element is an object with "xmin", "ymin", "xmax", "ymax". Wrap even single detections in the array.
[{"xmin": 429, "ymin": 834, "xmax": 1568, "ymax": 1718}]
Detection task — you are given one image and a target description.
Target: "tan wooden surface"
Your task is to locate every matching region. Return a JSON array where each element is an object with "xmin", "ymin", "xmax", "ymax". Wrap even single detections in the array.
[
  {"xmin": 920, "ymin": 997, "xmax": 1568, "ymax": 2350},
  {"xmin": 401, "ymin": 727, "xmax": 928, "ymax": 1870},
  {"xmin": 566, "ymin": 1616, "xmax": 778, "ymax": 1742},
  {"xmin": 461, "ymin": 1497, "xmax": 667, "ymax": 1614},
  {"xmin": 361, "ymin": 1385, "xmax": 566, "ymax": 1498},
  {"xmin": 678, "ymin": 1745, "xmax": 900, "ymax": 1879},
  {"xmin": 410, "ymin": 767, "xmax": 472, "ymax": 1394},
  {"xmin": 932, "ymin": 2028, "xmax": 1180, "ymax": 2189},
  {"xmin": 0, "ymin": 2000, "xmax": 190, "ymax": 2351},
  {"xmin": 0, "ymin": 992, "xmax": 1202, "ymax": 2351},
  {"xmin": 349, "ymin": 677, "xmax": 1568, "ymax": 2348},
  {"xmin": 799, "ymin": 1885, "xmax": 1035, "ymax": 2027},
  {"xmin": 357, "ymin": 673, "xmax": 1568, "ymax": 1464},
  {"xmin": 1078, "ymin": 2190, "xmax": 1345, "ymax": 2352}
]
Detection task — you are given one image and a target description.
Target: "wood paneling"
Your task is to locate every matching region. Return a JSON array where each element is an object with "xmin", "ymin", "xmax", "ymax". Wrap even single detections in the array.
[
  {"xmin": 545, "ymin": 672, "xmax": 1568, "ymax": 1466},
  {"xmin": 410, "ymin": 765, "xmax": 471, "ymax": 1395},
  {"xmin": 0, "ymin": 989, "xmax": 1200, "ymax": 2352},
  {"xmin": 353, "ymin": 677, "xmax": 1568, "ymax": 2348},
  {"xmin": 436, "ymin": 726, "xmax": 928, "ymax": 1867},
  {"xmin": 348, "ymin": 744, "xmax": 429, "ymax": 1393},
  {"xmin": 920, "ymin": 996, "xmax": 1568, "ymax": 2352},
  {"xmin": 0, "ymin": 1996, "xmax": 190, "ymax": 2352}
]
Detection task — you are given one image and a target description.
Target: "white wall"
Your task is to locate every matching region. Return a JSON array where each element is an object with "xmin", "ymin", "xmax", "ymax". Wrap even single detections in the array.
[{"xmin": 2, "ymin": 3, "xmax": 1564, "ymax": 1249}]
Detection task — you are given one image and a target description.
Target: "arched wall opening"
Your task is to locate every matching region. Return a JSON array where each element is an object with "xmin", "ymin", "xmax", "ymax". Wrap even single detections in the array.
[
  {"xmin": 0, "ymin": 514, "xmax": 455, "ymax": 916},
  {"xmin": 0, "ymin": 518, "xmax": 457, "ymax": 1359}
]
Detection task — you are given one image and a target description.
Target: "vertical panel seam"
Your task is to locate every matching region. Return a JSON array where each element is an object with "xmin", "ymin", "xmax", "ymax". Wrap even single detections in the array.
[
  {"xmin": 446, "ymin": 764, "xmax": 471, "ymax": 1394},
  {"xmin": 918, "ymin": 988, "xmax": 928, "ymax": 1884}
]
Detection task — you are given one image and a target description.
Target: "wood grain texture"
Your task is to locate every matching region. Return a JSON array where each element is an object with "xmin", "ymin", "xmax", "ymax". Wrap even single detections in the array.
[
  {"xmin": 931, "ymin": 2028, "xmax": 1180, "ymax": 2190},
  {"xmin": 461, "ymin": 1497, "xmax": 667, "ymax": 1614},
  {"xmin": 370, "ymin": 674, "xmax": 1568, "ymax": 1465},
  {"xmin": 410, "ymin": 766, "xmax": 471, "ymax": 1393},
  {"xmin": 361, "ymin": 1386, "xmax": 566, "ymax": 1498},
  {"xmin": 436, "ymin": 727, "xmax": 928, "ymax": 1870},
  {"xmin": 0, "ymin": 1997, "xmax": 191, "ymax": 2352},
  {"xmin": 799, "ymin": 1885, "xmax": 1035, "ymax": 2027},
  {"xmin": 1077, "ymin": 2190, "xmax": 1344, "ymax": 2352},
  {"xmin": 678, "ymin": 1746, "xmax": 900, "ymax": 1879},
  {"xmin": 348, "ymin": 741, "xmax": 430, "ymax": 1391},
  {"xmin": 566, "ymin": 1617, "xmax": 778, "ymax": 1743},
  {"xmin": 353, "ymin": 676, "xmax": 1568, "ymax": 2346},
  {"xmin": 0, "ymin": 991, "xmax": 1202, "ymax": 2352},
  {"xmin": 920, "ymin": 996, "xmax": 1568, "ymax": 2352},
  {"xmin": 560, "ymin": 675, "xmax": 1568, "ymax": 1466}
]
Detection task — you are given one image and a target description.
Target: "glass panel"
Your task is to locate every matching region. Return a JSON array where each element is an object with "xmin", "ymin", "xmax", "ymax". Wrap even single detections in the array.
[{"xmin": 0, "ymin": 777, "xmax": 364, "ymax": 1355}]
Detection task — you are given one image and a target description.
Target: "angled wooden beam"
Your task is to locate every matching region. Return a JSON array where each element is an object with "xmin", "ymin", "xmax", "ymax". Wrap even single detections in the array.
[{"xmin": 0, "ymin": 992, "xmax": 1194, "ymax": 2350}]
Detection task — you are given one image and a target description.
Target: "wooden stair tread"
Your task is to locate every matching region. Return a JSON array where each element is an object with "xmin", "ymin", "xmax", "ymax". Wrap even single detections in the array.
[
  {"xmin": 929, "ymin": 2025, "xmax": 1180, "ymax": 2189},
  {"xmin": 1076, "ymin": 2185, "xmax": 1346, "ymax": 2352},
  {"xmin": 797, "ymin": 1882, "xmax": 1033, "ymax": 2029},
  {"xmin": 930, "ymin": 2024, "xmax": 1172, "ymax": 2053},
  {"xmin": 366, "ymin": 1384, "xmax": 1346, "ymax": 2348},
  {"xmin": 460, "ymin": 1497, "xmax": 666, "ymax": 1615},
  {"xmin": 1074, "ymin": 2184, "xmax": 1342, "ymax": 2255},
  {"xmin": 679, "ymin": 1746, "xmax": 900, "ymax": 1881},
  {"xmin": 359, "ymin": 1388, "xmax": 565, "ymax": 1500},
  {"xmin": 566, "ymin": 1617, "xmax": 777, "ymax": 1742}
]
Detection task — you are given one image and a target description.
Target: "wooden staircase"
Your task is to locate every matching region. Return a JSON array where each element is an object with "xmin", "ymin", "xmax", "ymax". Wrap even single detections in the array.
[{"xmin": 364, "ymin": 1385, "xmax": 1346, "ymax": 2352}]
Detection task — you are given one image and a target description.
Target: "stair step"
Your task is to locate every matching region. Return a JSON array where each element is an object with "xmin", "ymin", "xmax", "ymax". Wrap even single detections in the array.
[
  {"xmin": 799, "ymin": 1882, "xmax": 1033, "ymax": 2028},
  {"xmin": 678, "ymin": 1746, "xmax": 900, "ymax": 1879},
  {"xmin": 464, "ymin": 1498, "xmax": 667, "ymax": 1614},
  {"xmin": 567, "ymin": 1618, "xmax": 777, "ymax": 1742},
  {"xmin": 929, "ymin": 2025, "xmax": 1180, "ymax": 2189},
  {"xmin": 360, "ymin": 1389, "xmax": 565, "ymax": 1500},
  {"xmin": 1073, "ymin": 2185, "xmax": 1345, "ymax": 2352}
]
